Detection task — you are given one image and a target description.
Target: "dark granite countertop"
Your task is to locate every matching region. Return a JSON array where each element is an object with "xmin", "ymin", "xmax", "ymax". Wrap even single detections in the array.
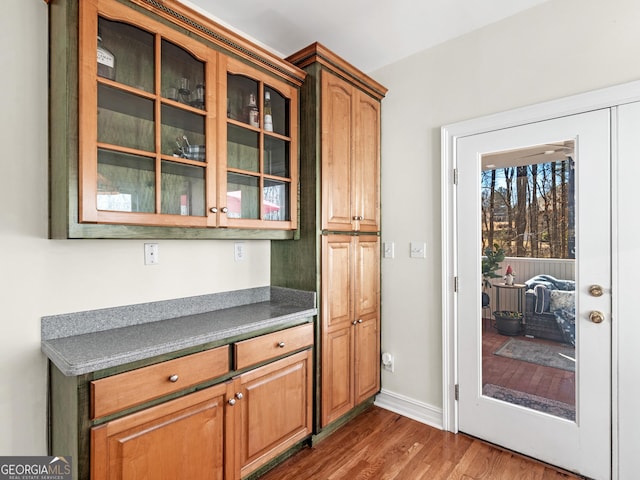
[{"xmin": 41, "ymin": 287, "xmax": 316, "ymax": 376}]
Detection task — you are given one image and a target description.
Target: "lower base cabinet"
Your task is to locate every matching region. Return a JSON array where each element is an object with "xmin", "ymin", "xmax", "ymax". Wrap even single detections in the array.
[
  {"xmin": 235, "ymin": 349, "xmax": 313, "ymax": 478},
  {"xmin": 85, "ymin": 324, "xmax": 313, "ymax": 480},
  {"xmin": 91, "ymin": 384, "xmax": 228, "ymax": 479}
]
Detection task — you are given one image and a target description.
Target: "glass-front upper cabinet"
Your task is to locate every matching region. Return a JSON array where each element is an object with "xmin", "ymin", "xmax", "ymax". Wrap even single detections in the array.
[
  {"xmin": 51, "ymin": 0, "xmax": 303, "ymax": 238},
  {"xmin": 220, "ymin": 57, "xmax": 298, "ymax": 230},
  {"xmin": 79, "ymin": 0, "xmax": 216, "ymax": 228}
]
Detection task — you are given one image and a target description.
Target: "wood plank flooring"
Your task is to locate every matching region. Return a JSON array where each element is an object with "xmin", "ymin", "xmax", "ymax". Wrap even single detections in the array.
[
  {"xmin": 482, "ymin": 325, "xmax": 575, "ymax": 405},
  {"xmin": 259, "ymin": 407, "xmax": 581, "ymax": 480}
]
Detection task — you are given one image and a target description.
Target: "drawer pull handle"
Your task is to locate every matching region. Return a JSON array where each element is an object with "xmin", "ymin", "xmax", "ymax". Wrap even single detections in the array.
[
  {"xmin": 168, "ymin": 374, "xmax": 179, "ymax": 383},
  {"xmin": 278, "ymin": 341, "xmax": 286, "ymax": 348}
]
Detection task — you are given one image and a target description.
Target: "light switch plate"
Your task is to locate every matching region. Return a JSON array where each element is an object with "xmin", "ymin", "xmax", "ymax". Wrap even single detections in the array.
[
  {"xmin": 383, "ymin": 242, "xmax": 395, "ymax": 259},
  {"xmin": 410, "ymin": 241, "xmax": 426, "ymax": 259}
]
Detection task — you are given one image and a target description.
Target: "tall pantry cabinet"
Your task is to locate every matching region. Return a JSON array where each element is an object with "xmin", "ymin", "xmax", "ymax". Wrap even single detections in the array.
[{"xmin": 271, "ymin": 43, "xmax": 387, "ymax": 431}]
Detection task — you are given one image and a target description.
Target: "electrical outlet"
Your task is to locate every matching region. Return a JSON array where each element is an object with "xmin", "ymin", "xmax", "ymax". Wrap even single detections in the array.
[
  {"xmin": 144, "ymin": 243, "xmax": 159, "ymax": 265},
  {"xmin": 410, "ymin": 241, "xmax": 426, "ymax": 259},
  {"xmin": 383, "ymin": 242, "xmax": 395, "ymax": 259},
  {"xmin": 381, "ymin": 352, "xmax": 394, "ymax": 372},
  {"xmin": 234, "ymin": 241, "xmax": 246, "ymax": 261}
]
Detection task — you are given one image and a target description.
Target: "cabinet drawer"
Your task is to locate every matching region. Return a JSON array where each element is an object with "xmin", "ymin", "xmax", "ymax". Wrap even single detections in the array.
[
  {"xmin": 235, "ymin": 323, "xmax": 314, "ymax": 370},
  {"xmin": 91, "ymin": 345, "xmax": 229, "ymax": 419}
]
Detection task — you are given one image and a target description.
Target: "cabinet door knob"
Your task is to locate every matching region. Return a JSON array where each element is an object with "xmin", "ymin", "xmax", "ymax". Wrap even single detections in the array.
[
  {"xmin": 352, "ymin": 320, "xmax": 358, "ymax": 325},
  {"xmin": 235, "ymin": 392, "xmax": 244, "ymax": 400},
  {"xmin": 228, "ymin": 398, "xmax": 236, "ymax": 406},
  {"xmin": 210, "ymin": 207, "xmax": 218, "ymax": 213},
  {"xmin": 221, "ymin": 207, "xmax": 229, "ymax": 213},
  {"xmin": 357, "ymin": 319, "xmax": 363, "ymax": 323},
  {"xmin": 277, "ymin": 341, "xmax": 285, "ymax": 348},
  {"xmin": 168, "ymin": 374, "xmax": 179, "ymax": 383}
]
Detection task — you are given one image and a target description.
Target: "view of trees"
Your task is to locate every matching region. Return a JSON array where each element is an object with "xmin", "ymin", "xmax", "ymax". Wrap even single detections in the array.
[{"xmin": 481, "ymin": 159, "xmax": 575, "ymax": 259}]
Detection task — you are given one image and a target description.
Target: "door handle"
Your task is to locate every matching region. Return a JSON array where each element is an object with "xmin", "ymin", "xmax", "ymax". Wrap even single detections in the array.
[
  {"xmin": 589, "ymin": 311, "xmax": 605, "ymax": 324},
  {"xmin": 589, "ymin": 285, "xmax": 604, "ymax": 297}
]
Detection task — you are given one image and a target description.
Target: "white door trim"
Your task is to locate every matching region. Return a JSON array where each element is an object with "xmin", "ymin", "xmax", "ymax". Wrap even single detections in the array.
[{"xmin": 441, "ymin": 79, "xmax": 640, "ymax": 480}]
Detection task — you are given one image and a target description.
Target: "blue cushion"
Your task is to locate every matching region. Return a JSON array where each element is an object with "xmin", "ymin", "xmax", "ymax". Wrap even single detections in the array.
[{"xmin": 534, "ymin": 285, "xmax": 551, "ymax": 314}]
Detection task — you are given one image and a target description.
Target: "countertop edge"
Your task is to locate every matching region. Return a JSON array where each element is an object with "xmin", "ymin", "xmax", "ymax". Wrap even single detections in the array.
[{"xmin": 43, "ymin": 307, "xmax": 317, "ymax": 376}]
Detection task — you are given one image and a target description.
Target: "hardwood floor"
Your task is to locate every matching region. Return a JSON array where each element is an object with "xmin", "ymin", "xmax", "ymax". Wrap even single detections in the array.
[
  {"xmin": 259, "ymin": 407, "xmax": 581, "ymax": 480},
  {"xmin": 482, "ymin": 324, "xmax": 575, "ymax": 406}
]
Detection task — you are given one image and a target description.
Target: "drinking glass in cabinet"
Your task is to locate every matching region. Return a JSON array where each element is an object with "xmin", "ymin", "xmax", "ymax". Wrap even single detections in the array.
[
  {"xmin": 97, "ymin": 150, "xmax": 155, "ymax": 213},
  {"xmin": 97, "ymin": 17, "xmax": 154, "ymax": 93},
  {"xmin": 161, "ymin": 161, "xmax": 206, "ymax": 216},
  {"xmin": 161, "ymin": 39, "xmax": 206, "ymax": 109},
  {"xmin": 227, "ymin": 173, "xmax": 260, "ymax": 219}
]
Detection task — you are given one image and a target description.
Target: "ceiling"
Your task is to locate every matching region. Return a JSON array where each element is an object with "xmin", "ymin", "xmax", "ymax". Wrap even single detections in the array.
[{"xmin": 184, "ymin": 0, "xmax": 550, "ymax": 73}]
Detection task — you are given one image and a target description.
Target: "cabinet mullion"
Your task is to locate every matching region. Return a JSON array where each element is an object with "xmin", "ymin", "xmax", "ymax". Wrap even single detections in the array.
[{"xmin": 154, "ymin": 32, "xmax": 163, "ymax": 214}]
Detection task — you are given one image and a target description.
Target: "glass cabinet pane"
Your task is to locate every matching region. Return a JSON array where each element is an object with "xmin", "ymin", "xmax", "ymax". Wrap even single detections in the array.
[
  {"xmin": 161, "ymin": 161, "xmax": 205, "ymax": 216},
  {"xmin": 97, "ymin": 149, "xmax": 155, "ymax": 213},
  {"xmin": 228, "ymin": 124, "xmax": 259, "ymax": 171},
  {"xmin": 161, "ymin": 105, "xmax": 206, "ymax": 160},
  {"xmin": 227, "ymin": 173, "xmax": 259, "ymax": 219},
  {"xmin": 161, "ymin": 39, "xmax": 206, "ymax": 109},
  {"xmin": 264, "ymin": 136, "xmax": 290, "ymax": 178},
  {"xmin": 227, "ymin": 74, "xmax": 259, "ymax": 127},
  {"xmin": 97, "ymin": 17, "xmax": 154, "ymax": 92},
  {"xmin": 98, "ymin": 85, "xmax": 155, "ymax": 152},
  {"xmin": 263, "ymin": 180, "xmax": 289, "ymax": 221},
  {"xmin": 264, "ymin": 86, "xmax": 289, "ymax": 136}
]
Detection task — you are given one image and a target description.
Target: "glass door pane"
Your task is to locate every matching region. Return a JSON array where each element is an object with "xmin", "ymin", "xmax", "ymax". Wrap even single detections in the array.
[
  {"xmin": 264, "ymin": 86, "xmax": 289, "ymax": 136},
  {"xmin": 161, "ymin": 39, "xmax": 206, "ymax": 109},
  {"xmin": 227, "ymin": 173, "xmax": 259, "ymax": 219},
  {"xmin": 161, "ymin": 161, "xmax": 205, "ymax": 216},
  {"xmin": 97, "ymin": 17, "xmax": 154, "ymax": 92},
  {"xmin": 98, "ymin": 85, "xmax": 155, "ymax": 152},
  {"xmin": 481, "ymin": 141, "xmax": 576, "ymax": 421},
  {"xmin": 97, "ymin": 149, "xmax": 155, "ymax": 213}
]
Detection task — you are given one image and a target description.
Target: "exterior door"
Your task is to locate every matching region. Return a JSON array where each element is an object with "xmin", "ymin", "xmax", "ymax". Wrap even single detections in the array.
[{"xmin": 456, "ymin": 109, "xmax": 611, "ymax": 479}]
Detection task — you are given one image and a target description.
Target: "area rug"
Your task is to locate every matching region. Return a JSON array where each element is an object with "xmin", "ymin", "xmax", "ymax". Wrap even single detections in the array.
[
  {"xmin": 494, "ymin": 338, "xmax": 575, "ymax": 372},
  {"xmin": 483, "ymin": 384, "xmax": 575, "ymax": 421}
]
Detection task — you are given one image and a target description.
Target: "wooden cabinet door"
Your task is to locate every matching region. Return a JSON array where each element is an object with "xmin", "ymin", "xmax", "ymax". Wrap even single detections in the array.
[
  {"xmin": 91, "ymin": 383, "xmax": 227, "ymax": 480},
  {"xmin": 321, "ymin": 70, "xmax": 381, "ymax": 233},
  {"xmin": 354, "ymin": 315, "xmax": 380, "ymax": 404},
  {"xmin": 354, "ymin": 235, "xmax": 380, "ymax": 403},
  {"xmin": 321, "ymin": 325, "xmax": 354, "ymax": 426},
  {"xmin": 236, "ymin": 350, "xmax": 313, "ymax": 478},
  {"xmin": 321, "ymin": 235, "xmax": 380, "ymax": 426},
  {"xmin": 322, "ymin": 235, "xmax": 353, "ymax": 330},
  {"xmin": 321, "ymin": 70, "xmax": 355, "ymax": 231},
  {"xmin": 353, "ymin": 92, "xmax": 381, "ymax": 232}
]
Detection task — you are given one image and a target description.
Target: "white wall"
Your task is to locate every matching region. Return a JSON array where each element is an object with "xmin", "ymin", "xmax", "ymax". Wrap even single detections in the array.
[
  {"xmin": 373, "ymin": 0, "xmax": 640, "ymax": 412},
  {"xmin": 7, "ymin": 0, "xmax": 640, "ymax": 469},
  {"xmin": 0, "ymin": 0, "xmax": 270, "ymax": 454}
]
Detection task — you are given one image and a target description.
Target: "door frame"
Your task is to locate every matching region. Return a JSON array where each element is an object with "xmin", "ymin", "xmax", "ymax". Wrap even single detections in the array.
[{"xmin": 441, "ymin": 79, "xmax": 640, "ymax": 479}]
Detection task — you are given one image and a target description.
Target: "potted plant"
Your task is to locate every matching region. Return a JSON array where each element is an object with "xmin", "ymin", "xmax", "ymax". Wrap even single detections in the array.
[
  {"xmin": 482, "ymin": 244, "xmax": 505, "ymax": 307},
  {"xmin": 493, "ymin": 310, "xmax": 523, "ymax": 336}
]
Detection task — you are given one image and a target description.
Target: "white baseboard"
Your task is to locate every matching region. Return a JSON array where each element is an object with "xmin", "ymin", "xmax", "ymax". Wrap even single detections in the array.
[{"xmin": 374, "ymin": 389, "xmax": 443, "ymax": 430}]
